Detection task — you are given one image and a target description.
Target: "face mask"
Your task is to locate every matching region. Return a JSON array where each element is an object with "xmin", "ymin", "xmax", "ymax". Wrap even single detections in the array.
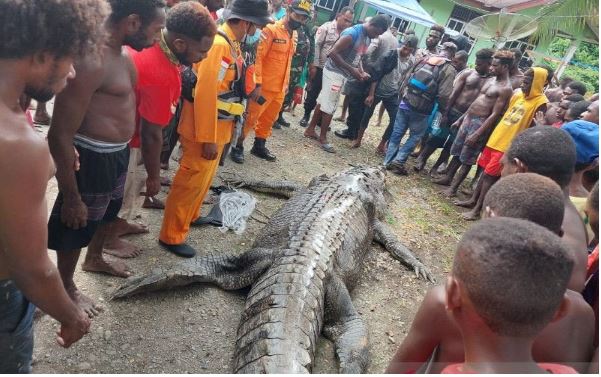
[
  {"xmin": 244, "ymin": 27, "xmax": 261, "ymax": 46},
  {"xmin": 289, "ymin": 18, "xmax": 303, "ymax": 30}
]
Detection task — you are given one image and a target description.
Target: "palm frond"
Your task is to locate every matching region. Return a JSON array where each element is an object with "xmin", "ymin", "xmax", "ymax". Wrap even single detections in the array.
[{"xmin": 529, "ymin": 0, "xmax": 598, "ymax": 45}]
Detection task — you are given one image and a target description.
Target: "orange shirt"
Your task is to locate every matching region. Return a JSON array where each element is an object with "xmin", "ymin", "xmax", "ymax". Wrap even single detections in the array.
[
  {"xmin": 255, "ymin": 20, "xmax": 296, "ymax": 94},
  {"xmin": 178, "ymin": 23, "xmax": 241, "ymax": 145}
]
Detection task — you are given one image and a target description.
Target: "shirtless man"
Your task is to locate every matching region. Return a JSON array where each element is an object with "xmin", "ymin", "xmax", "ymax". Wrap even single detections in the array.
[
  {"xmin": 433, "ymin": 50, "xmax": 513, "ymax": 197},
  {"xmin": 0, "ymin": 0, "xmax": 109, "ymax": 372},
  {"xmin": 386, "ymin": 174, "xmax": 595, "ymax": 374},
  {"xmin": 415, "ymin": 48, "xmax": 494, "ymax": 174},
  {"xmin": 47, "ymin": 0, "xmax": 166, "ymax": 315},
  {"xmin": 509, "ymin": 47, "xmax": 524, "ymax": 89}
]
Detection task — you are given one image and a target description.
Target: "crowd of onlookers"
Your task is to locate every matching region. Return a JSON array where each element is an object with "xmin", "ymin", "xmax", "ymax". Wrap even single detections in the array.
[{"xmin": 1, "ymin": 0, "xmax": 598, "ymax": 374}]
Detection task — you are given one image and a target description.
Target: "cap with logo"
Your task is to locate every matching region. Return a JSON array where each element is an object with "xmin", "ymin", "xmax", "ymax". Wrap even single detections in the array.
[{"xmin": 290, "ymin": 0, "xmax": 313, "ymax": 18}]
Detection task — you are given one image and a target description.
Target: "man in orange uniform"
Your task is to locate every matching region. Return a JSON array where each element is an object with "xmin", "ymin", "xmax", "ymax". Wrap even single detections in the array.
[
  {"xmin": 159, "ymin": 0, "xmax": 272, "ymax": 257},
  {"xmin": 230, "ymin": 0, "xmax": 312, "ymax": 163}
]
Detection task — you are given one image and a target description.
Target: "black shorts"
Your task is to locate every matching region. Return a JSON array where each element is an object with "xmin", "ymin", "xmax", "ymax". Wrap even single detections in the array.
[{"xmin": 48, "ymin": 135, "xmax": 129, "ymax": 251}]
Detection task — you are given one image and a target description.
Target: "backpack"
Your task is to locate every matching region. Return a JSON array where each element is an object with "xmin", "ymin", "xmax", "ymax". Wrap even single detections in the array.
[{"xmin": 404, "ymin": 56, "xmax": 449, "ymax": 114}]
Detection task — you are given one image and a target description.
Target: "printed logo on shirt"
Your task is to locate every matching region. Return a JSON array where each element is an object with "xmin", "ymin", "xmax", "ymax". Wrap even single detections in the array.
[
  {"xmin": 273, "ymin": 38, "xmax": 288, "ymax": 44},
  {"xmin": 330, "ymin": 85, "xmax": 341, "ymax": 92}
]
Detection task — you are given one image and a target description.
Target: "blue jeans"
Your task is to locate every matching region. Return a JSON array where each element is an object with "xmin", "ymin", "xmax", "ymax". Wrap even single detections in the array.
[
  {"xmin": 384, "ymin": 107, "xmax": 429, "ymax": 165},
  {"xmin": 0, "ymin": 280, "xmax": 35, "ymax": 374}
]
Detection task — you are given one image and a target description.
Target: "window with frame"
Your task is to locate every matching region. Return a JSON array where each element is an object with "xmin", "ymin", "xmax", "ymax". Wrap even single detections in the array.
[
  {"xmin": 506, "ymin": 38, "xmax": 536, "ymax": 69},
  {"xmin": 375, "ymin": 11, "xmax": 412, "ymax": 34},
  {"xmin": 316, "ymin": 0, "xmax": 336, "ymax": 11},
  {"xmin": 443, "ymin": 4, "xmax": 483, "ymax": 55}
]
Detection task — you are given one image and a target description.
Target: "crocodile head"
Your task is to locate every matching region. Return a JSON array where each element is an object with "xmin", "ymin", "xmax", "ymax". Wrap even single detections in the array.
[{"xmin": 333, "ymin": 165, "xmax": 388, "ymax": 217}]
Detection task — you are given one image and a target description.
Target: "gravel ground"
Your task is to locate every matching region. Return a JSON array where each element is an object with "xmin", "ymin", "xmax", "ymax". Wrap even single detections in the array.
[{"xmin": 32, "ymin": 102, "xmax": 471, "ymax": 373}]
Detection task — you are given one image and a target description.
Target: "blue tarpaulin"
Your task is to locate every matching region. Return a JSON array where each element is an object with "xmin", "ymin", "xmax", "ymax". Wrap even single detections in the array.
[{"xmin": 362, "ymin": 0, "xmax": 437, "ymax": 27}]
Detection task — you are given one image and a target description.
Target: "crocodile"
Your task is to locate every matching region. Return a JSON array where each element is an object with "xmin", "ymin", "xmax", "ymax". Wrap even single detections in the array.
[{"xmin": 112, "ymin": 166, "xmax": 434, "ymax": 373}]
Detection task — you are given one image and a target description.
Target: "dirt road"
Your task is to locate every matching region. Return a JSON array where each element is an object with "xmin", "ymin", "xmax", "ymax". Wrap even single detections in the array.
[{"xmin": 32, "ymin": 108, "xmax": 469, "ymax": 373}]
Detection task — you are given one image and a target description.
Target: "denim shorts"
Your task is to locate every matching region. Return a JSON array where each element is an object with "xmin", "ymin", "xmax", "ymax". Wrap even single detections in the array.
[{"xmin": 0, "ymin": 280, "xmax": 35, "ymax": 373}]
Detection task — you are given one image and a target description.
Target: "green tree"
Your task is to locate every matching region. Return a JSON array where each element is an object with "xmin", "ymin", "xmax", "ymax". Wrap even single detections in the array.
[
  {"xmin": 544, "ymin": 37, "xmax": 599, "ymax": 94},
  {"xmin": 529, "ymin": 0, "xmax": 598, "ymax": 46}
]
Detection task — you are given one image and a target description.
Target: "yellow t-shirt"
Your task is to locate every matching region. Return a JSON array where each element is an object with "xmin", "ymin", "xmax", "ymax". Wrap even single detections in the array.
[{"xmin": 486, "ymin": 67, "xmax": 549, "ymax": 152}]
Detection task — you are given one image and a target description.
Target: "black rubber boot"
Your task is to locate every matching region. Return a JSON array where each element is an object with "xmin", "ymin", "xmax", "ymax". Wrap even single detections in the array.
[
  {"xmin": 299, "ymin": 115, "xmax": 311, "ymax": 128},
  {"xmin": 277, "ymin": 112, "xmax": 290, "ymax": 128},
  {"xmin": 159, "ymin": 240, "xmax": 197, "ymax": 258},
  {"xmin": 250, "ymin": 138, "xmax": 276, "ymax": 161},
  {"xmin": 230, "ymin": 145, "xmax": 244, "ymax": 164}
]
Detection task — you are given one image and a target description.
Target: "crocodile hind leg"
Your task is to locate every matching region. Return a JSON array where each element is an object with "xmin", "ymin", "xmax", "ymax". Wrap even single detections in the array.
[
  {"xmin": 373, "ymin": 220, "xmax": 435, "ymax": 282},
  {"xmin": 323, "ymin": 275, "xmax": 369, "ymax": 374},
  {"xmin": 111, "ymin": 247, "xmax": 275, "ymax": 299},
  {"xmin": 220, "ymin": 172, "xmax": 304, "ymax": 198}
]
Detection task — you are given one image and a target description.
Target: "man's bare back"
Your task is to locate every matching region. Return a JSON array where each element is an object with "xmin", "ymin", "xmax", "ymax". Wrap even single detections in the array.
[
  {"xmin": 465, "ymin": 77, "xmax": 513, "ymax": 119},
  {"xmin": 386, "ymin": 285, "xmax": 595, "ymax": 373},
  {"xmin": 77, "ymin": 46, "xmax": 137, "ymax": 143},
  {"xmin": 452, "ymin": 69, "xmax": 488, "ymax": 113}
]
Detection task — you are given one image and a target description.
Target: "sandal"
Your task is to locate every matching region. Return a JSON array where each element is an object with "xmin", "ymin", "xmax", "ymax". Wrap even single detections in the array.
[{"xmin": 320, "ymin": 143, "xmax": 336, "ymax": 153}]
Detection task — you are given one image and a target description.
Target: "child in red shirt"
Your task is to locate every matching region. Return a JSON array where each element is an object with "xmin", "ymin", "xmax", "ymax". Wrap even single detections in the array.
[{"xmin": 440, "ymin": 218, "xmax": 577, "ymax": 374}]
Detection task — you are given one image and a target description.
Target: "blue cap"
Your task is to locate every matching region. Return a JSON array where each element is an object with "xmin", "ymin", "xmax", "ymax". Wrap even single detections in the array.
[{"xmin": 561, "ymin": 120, "xmax": 599, "ymax": 165}]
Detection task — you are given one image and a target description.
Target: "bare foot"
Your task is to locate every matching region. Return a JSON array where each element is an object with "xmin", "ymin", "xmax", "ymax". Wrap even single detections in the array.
[
  {"xmin": 350, "ymin": 140, "xmax": 361, "ymax": 148},
  {"xmin": 104, "ymin": 237, "xmax": 142, "ymax": 258},
  {"xmin": 160, "ymin": 162, "xmax": 169, "ymax": 170},
  {"xmin": 113, "ymin": 218, "xmax": 149, "ymax": 237},
  {"xmin": 83, "ymin": 256, "xmax": 133, "ymax": 278},
  {"xmin": 461, "ymin": 186, "xmax": 474, "ymax": 196},
  {"xmin": 333, "ymin": 116, "xmax": 346, "ymax": 122},
  {"xmin": 432, "ymin": 176, "xmax": 451, "ymax": 186},
  {"xmin": 461, "ymin": 210, "xmax": 480, "ymax": 221},
  {"xmin": 454, "ymin": 198, "xmax": 476, "ymax": 208},
  {"xmin": 442, "ymin": 187, "xmax": 457, "ymax": 198},
  {"xmin": 303, "ymin": 130, "xmax": 319, "ymax": 140},
  {"xmin": 376, "ymin": 144, "xmax": 387, "ymax": 156},
  {"xmin": 67, "ymin": 287, "xmax": 103, "ymax": 317}
]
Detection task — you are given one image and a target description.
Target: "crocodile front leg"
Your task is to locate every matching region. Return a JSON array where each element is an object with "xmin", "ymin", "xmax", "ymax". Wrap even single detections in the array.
[
  {"xmin": 373, "ymin": 220, "xmax": 435, "ymax": 282},
  {"xmin": 323, "ymin": 275, "xmax": 369, "ymax": 374},
  {"xmin": 220, "ymin": 172, "xmax": 304, "ymax": 198},
  {"xmin": 111, "ymin": 248, "xmax": 275, "ymax": 299}
]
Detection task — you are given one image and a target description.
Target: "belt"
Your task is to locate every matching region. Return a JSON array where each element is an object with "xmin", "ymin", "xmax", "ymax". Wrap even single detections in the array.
[{"xmin": 217, "ymin": 100, "xmax": 245, "ymax": 117}]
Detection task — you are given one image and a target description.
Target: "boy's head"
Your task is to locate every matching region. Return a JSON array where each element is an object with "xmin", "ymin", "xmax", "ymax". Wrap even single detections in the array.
[
  {"xmin": 482, "ymin": 173, "xmax": 565, "ymax": 236},
  {"xmin": 510, "ymin": 47, "xmax": 522, "ymax": 69},
  {"xmin": 521, "ymin": 65, "xmax": 553, "ymax": 97},
  {"xmin": 452, "ymin": 50, "xmax": 468, "ymax": 72},
  {"xmin": 557, "ymin": 94, "xmax": 585, "ymax": 121},
  {"xmin": 581, "ymin": 100, "xmax": 599, "ymax": 124},
  {"xmin": 565, "ymin": 100, "xmax": 591, "ymax": 122},
  {"xmin": 563, "ymin": 80, "xmax": 588, "ymax": 98},
  {"xmin": 502, "ymin": 126, "xmax": 576, "ymax": 189},
  {"xmin": 447, "ymin": 217, "xmax": 572, "ymax": 338},
  {"xmin": 586, "ymin": 182, "xmax": 599, "ymax": 242},
  {"xmin": 426, "ymin": 24, "xmax": 445, "ymax": 49}
]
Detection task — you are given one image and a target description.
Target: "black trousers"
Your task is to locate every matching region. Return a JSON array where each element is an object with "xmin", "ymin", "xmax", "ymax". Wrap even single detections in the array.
[
  {"xmin": 360, "ymin": 94, "xmax": 399, "ymax": 142},
  {"xmin": 303, "ymin": 67, "xmax": 323, "ymax": 118},
  {"xmin": 346, "ymin": 91, "xmax": 370, "ymax": 140}
]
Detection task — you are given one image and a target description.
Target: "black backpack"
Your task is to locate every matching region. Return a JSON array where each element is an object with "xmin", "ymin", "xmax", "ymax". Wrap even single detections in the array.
[{"xmin": 404, "ymin": 56, "xmax": 449, "ymax": 114}]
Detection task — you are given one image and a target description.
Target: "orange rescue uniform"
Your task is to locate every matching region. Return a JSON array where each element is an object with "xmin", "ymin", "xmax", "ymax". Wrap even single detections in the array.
[
  {"xmin": 243, "ymin": 20, "xmax": 296, "ymax": 140},
  {"xmin": 160, "ymin": 24, "xmax": 242, "ymax": 245}
]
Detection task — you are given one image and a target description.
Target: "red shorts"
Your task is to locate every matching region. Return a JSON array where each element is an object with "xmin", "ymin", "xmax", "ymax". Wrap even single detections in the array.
[{"xmin": 478, "ymin": 147, "xmax": 504, "ymax": 177}]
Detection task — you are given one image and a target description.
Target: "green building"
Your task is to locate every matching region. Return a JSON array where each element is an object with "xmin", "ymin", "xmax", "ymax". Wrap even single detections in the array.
[{"xmin": 314, "ymin": 0, "xmax": 598, "ymax": 78}]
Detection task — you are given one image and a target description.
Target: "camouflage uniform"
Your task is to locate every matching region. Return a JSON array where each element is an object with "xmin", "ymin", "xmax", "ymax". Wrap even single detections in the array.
[{"xmin": 283, "ymin": 24, "xmax": 315, "ymax": 107}]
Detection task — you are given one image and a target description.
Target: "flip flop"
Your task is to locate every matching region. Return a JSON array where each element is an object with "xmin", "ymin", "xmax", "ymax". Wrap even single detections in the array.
[
  {"xmin": 304, "ymin": 133, "xmax": 319, "ymax": 140},
  {"xmin": 320, "ymin": 143, "xmax": 336, "ymax": 153}
]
